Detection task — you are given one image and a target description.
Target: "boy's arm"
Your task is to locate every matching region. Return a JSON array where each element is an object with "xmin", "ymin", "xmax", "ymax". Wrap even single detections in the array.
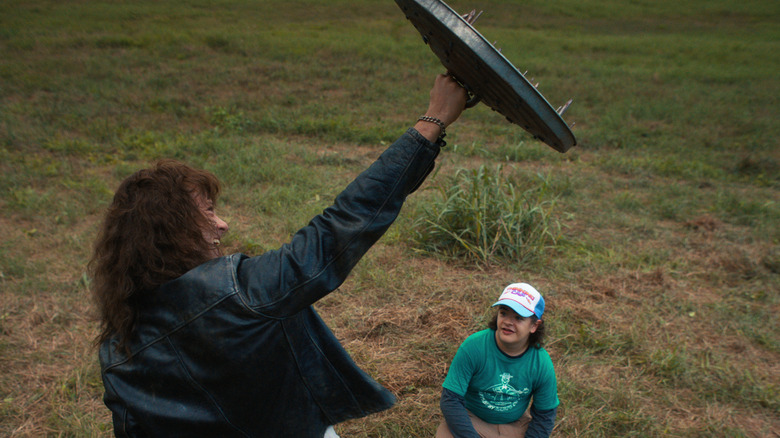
[
  {"xmin": 525, "ymin": 405, "xmax": 557, "ymax": 438},
  {"xmin": 440, "ymin": 388, "xmax": 480, "ymax": 438}
]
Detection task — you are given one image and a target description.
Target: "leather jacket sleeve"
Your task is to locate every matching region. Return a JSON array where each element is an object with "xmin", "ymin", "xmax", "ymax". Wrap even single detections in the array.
[{"xmin": 234, "ymin": 128, "xmax": 440, "ymax": 317}]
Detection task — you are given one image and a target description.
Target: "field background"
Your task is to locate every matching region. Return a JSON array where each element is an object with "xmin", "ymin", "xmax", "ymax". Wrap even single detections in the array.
[{"xmin": 1, "ymin": 0, "xmax": 778, "ymax": 436}]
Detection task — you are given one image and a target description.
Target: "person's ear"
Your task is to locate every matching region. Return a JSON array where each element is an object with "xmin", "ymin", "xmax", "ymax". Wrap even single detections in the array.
[{"xmin": 530, "ymin": 319, "xmax": 542, "ymax": 333}]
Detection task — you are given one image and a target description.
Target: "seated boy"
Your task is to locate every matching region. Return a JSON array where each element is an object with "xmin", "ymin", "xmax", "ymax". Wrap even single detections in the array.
[{"xmin": 437, "ymin": 283, "xmax": 559, "ymax": 438}]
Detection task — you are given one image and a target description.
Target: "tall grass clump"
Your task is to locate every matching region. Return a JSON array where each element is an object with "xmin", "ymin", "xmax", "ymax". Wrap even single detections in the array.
[{"xmin": 411, "ymin": 165, "xmax": 560, "ymax": 266}]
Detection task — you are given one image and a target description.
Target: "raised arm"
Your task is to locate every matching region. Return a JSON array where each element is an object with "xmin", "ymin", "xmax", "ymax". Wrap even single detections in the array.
[{"xmin": 236, "ymin": 74, "xmax": 467, "ymax": 316}]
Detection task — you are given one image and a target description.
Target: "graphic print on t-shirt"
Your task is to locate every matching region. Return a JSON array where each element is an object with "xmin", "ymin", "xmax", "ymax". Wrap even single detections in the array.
[{"xmin": 478, "ymin": 372, "xmax": 530, "ymax": 412}]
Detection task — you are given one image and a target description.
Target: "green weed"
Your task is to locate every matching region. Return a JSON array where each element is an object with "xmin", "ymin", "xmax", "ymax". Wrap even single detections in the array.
[{"xmin": 412, "ymin": 165, "xmax": 560, "ymax": 266}]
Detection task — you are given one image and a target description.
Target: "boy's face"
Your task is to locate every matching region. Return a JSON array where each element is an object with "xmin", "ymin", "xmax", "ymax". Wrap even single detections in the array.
[{"xmin": 495, "ymin": 305, "xmax": 541, "ymax": 355}]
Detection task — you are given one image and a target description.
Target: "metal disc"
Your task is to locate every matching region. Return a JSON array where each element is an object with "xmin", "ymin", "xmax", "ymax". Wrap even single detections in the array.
[{"xmin": 395, "ymin": 0, "xmax": 576, "ymax": 152}]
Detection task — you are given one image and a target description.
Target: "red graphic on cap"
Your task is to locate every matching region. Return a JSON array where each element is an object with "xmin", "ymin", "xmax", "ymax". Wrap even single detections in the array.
[{"xmin": 502, "ymin": 287, "xmax": 536, "ymax": 313}]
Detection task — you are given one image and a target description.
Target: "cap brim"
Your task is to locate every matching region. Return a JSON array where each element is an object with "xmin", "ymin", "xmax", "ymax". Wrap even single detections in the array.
[{"xmin": 492, "ymin": 300, "xmax": 535, "ymax": 318}]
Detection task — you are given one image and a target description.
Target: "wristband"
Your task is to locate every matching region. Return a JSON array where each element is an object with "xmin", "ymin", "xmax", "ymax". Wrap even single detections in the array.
[{"xmin": 418, "ymin": 115, "xmax": 447, "ymax": 146}]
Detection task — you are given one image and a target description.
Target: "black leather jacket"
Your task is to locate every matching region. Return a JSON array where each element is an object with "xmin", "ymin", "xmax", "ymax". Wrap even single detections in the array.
[{"xmin": 99, "ymin": 129, "xmax": 441, "ymax": 437}]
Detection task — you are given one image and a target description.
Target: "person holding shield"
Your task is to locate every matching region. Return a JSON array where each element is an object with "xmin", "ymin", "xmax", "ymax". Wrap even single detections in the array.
[
  {"xmin": 437, "ymin": 283, "xmax": 559, "ymax": 438},
  {"xmin": 89, "ymin": 74, "xmax": 467, "ymax": 438}
]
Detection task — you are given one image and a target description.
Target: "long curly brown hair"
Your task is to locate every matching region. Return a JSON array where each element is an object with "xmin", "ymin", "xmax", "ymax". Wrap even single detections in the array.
[{"xmin": 89, "ymin": 159, "xmax": 221, "ymax": 353}]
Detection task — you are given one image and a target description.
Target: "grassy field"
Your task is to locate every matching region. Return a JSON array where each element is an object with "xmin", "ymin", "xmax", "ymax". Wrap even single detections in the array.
[{"xmin": 1, "ymin": 0, "xmax": 778, "ymax": 436}]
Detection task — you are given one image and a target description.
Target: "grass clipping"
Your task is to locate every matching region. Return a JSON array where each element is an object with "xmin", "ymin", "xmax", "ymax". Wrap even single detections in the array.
[{"xmin": 412, "ymin": 165, "xmax": 560, "ymax": 267}]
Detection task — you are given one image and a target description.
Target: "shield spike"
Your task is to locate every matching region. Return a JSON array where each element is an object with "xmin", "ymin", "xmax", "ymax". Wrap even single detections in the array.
[{"xmin": 558, "ymin": 98, "xmax": 573, "ymax": 115}]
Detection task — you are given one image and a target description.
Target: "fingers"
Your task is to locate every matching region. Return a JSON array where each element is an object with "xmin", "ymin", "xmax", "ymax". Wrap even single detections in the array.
[{"xmin": 425, "ymin": 74, "xmax": 468, "ymax": 127}]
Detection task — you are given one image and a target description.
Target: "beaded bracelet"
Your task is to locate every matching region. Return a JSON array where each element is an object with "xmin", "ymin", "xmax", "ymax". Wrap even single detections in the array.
[{"xmin": 417, "ymin": 115, "xmax": 447, "ymax": 146}]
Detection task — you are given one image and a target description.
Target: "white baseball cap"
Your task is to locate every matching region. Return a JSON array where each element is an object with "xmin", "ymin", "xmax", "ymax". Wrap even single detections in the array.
[{"xmin": 492, "ymin": 283, "xmax": 545, "ymax": 318}]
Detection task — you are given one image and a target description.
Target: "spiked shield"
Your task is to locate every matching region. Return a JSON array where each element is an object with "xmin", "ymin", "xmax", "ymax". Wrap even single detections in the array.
[{"xmin": 395, "ymin": 0, "xmax": 576, "ymax": 152}]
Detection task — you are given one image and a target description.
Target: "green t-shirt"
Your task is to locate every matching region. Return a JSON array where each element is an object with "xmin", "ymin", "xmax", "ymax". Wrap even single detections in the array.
[{"xmin": 442, "ymin": 329, "xmax": 559, "ymax": 424}]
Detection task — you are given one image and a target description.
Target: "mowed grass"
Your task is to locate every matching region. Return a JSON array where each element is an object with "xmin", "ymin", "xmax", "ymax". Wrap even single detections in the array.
[{"xmin": 1, "ymin": 0, "xmax": 778, "ymax": 436}]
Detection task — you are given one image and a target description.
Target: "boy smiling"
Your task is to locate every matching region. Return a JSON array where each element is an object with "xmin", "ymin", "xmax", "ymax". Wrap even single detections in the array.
[{"xmin": 437, "ymin": 283, "xmax": 559, "ymax": 438}]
